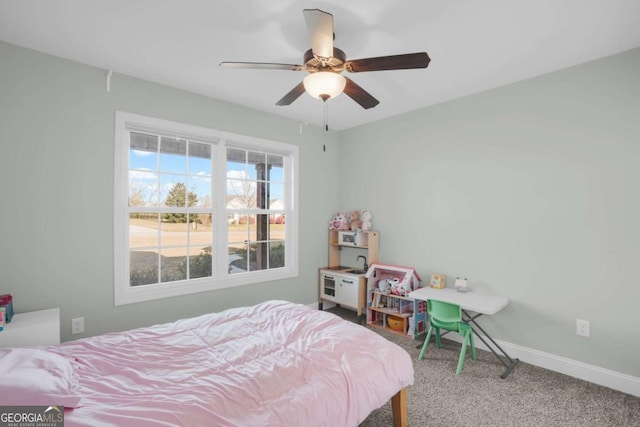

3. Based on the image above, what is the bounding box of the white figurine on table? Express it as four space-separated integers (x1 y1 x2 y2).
454 277 468 293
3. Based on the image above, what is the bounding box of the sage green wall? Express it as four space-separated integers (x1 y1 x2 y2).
0 41 339 342
338 48 640 377
2 38 639 379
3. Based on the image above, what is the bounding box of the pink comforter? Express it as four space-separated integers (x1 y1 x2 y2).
53 300 413 426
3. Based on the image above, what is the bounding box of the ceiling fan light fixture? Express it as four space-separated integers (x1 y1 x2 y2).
303 72 346 101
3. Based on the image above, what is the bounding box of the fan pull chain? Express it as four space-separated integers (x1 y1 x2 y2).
324 101 329 132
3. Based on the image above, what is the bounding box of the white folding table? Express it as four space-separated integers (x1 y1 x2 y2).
409 286 518 378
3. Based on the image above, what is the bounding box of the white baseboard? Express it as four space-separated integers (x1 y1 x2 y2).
443 333 640 397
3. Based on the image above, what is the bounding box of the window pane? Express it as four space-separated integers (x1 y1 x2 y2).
227 148 246 178
130 250 158 286
269 241 285 269
189 245 212 279
270 215 286 239
160 215 188 246
160 247 187 283
249 214 270 242
247 151 266 180
227 179 255 208
228 246 248 275
160 137 187 174
129 171 158 207
191 214 212 247
249 242 268 272
255 180 268 209
130 132 158 170
247 214 257 242
269 183 284 208
129 213 158 248
160 177 187 207
268 154 284 182
190 176 211 208
228 220 248 245
189 142 211 176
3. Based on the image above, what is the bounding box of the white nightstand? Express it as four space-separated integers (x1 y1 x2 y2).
0 308 60 348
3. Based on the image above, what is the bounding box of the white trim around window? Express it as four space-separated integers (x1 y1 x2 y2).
114 111 299 306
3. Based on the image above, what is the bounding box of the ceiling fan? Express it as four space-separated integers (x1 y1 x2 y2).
220 9 431 110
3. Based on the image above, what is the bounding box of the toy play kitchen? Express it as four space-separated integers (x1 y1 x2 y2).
318 211 379 316
319 265 371 316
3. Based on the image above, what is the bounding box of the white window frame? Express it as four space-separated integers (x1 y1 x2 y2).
114 111 299 306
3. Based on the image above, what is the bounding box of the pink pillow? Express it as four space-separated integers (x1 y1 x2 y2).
0 348 82 407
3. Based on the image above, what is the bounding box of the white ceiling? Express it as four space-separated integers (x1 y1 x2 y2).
1 0 639 130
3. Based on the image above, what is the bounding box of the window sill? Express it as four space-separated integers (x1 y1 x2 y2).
114 268 298 306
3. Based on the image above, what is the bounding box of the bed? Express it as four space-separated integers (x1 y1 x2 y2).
1 300 413 426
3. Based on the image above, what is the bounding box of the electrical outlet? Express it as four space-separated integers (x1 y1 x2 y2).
576 319 590 337
72 317 84 334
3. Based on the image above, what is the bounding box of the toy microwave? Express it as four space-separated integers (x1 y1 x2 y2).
338 231 369 247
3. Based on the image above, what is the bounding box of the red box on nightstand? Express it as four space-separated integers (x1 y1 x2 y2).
0 294 14 323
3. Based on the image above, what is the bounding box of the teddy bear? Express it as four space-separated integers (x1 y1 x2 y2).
349 210 361 231
328 212 349 230
360 210 372 231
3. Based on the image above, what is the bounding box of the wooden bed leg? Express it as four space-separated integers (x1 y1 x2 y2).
391 387 408 427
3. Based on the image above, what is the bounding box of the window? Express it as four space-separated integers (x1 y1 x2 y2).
114 112 298 305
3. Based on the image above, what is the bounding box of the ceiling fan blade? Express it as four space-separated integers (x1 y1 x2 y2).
276 82 306 106
345 52 430 73
220 62 303 71
343 77 379 109
303 9 334 58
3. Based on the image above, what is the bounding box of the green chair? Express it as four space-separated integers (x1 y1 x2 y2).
418 299 477 374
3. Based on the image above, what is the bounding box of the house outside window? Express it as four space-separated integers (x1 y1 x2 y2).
114 112 298 305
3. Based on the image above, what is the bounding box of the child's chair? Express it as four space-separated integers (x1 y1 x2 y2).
418 299 476 374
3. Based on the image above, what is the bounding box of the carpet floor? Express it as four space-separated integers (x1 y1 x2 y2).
324 307 640 427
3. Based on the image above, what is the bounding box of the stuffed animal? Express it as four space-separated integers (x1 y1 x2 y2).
360 210 372 231
340 214 350 230
349 210 361 231
397 280 411 296
378 279 391 294
328 212 349 231
389 278 401 295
